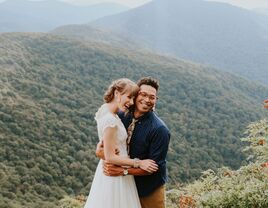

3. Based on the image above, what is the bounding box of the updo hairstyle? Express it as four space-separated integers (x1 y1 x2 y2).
104 78 139 103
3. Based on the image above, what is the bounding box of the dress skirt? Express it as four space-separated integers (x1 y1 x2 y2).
84 160 141 208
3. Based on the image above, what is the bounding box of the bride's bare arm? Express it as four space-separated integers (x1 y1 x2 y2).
103 126 158 172
103 126 136 166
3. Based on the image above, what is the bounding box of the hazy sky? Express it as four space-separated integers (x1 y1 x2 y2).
59 0 151 7
0 0 151 7
206 0 268 9
0 0 268 9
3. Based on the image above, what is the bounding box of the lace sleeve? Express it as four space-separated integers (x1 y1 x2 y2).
97 114 118 138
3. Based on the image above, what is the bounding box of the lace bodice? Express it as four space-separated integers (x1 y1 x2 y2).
95 104 128 156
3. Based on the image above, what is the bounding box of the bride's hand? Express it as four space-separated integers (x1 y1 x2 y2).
139 159 158 173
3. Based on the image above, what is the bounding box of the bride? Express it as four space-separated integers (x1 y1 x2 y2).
84 78 158 208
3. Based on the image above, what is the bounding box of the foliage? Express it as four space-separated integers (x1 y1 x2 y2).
0 33 268 206
241 119 268 163
167 119 268 207
58 195 86 208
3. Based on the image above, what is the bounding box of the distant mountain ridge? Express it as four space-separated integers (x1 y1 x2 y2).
90 0 268 84
51 25 145 51
0 0 129 32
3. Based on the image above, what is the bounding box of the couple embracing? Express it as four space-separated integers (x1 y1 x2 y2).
84 77 170 208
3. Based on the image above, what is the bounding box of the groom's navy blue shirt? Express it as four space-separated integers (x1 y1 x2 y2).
118 111 170 197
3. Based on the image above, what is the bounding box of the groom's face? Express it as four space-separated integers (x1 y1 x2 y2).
135 84 157 114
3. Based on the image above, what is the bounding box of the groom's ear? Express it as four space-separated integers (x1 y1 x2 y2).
152 104 156 111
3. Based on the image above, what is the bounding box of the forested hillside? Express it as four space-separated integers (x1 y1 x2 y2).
0 33 267 207
51 25 143 51
49 119 268 208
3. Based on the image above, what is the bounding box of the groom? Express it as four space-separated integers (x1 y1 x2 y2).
97 77 170 208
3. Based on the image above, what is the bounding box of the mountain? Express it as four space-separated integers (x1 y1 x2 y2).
91 0 268 84
0 0 129 32
51 25 145 51
253 7 268 16
252 8 268 32
0 32 268 207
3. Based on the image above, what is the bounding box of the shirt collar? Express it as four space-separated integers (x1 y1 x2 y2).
133 111 153 122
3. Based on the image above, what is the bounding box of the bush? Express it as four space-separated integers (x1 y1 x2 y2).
167 119 268 208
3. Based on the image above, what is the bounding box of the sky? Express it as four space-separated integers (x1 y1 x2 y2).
0 0 151 7
0 0 268 9
205 0 268 10
58 0 151 7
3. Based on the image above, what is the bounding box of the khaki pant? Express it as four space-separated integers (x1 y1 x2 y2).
139 185 165 208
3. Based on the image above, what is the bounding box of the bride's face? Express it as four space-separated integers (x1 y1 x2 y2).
116 88 135 112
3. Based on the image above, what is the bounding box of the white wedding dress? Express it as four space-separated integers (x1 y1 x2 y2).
84 104 141 208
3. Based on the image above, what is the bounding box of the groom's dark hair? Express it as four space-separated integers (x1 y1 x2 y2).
137 77 159 91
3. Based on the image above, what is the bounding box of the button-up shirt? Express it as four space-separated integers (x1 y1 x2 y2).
118 111 170 197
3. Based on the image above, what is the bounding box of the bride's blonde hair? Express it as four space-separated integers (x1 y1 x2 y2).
104 78 139 103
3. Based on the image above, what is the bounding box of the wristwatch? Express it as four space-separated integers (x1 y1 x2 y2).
123 168 128 176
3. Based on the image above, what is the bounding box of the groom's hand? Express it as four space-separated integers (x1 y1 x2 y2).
103 161 156 176
95 141 105 159
103 162 124 176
